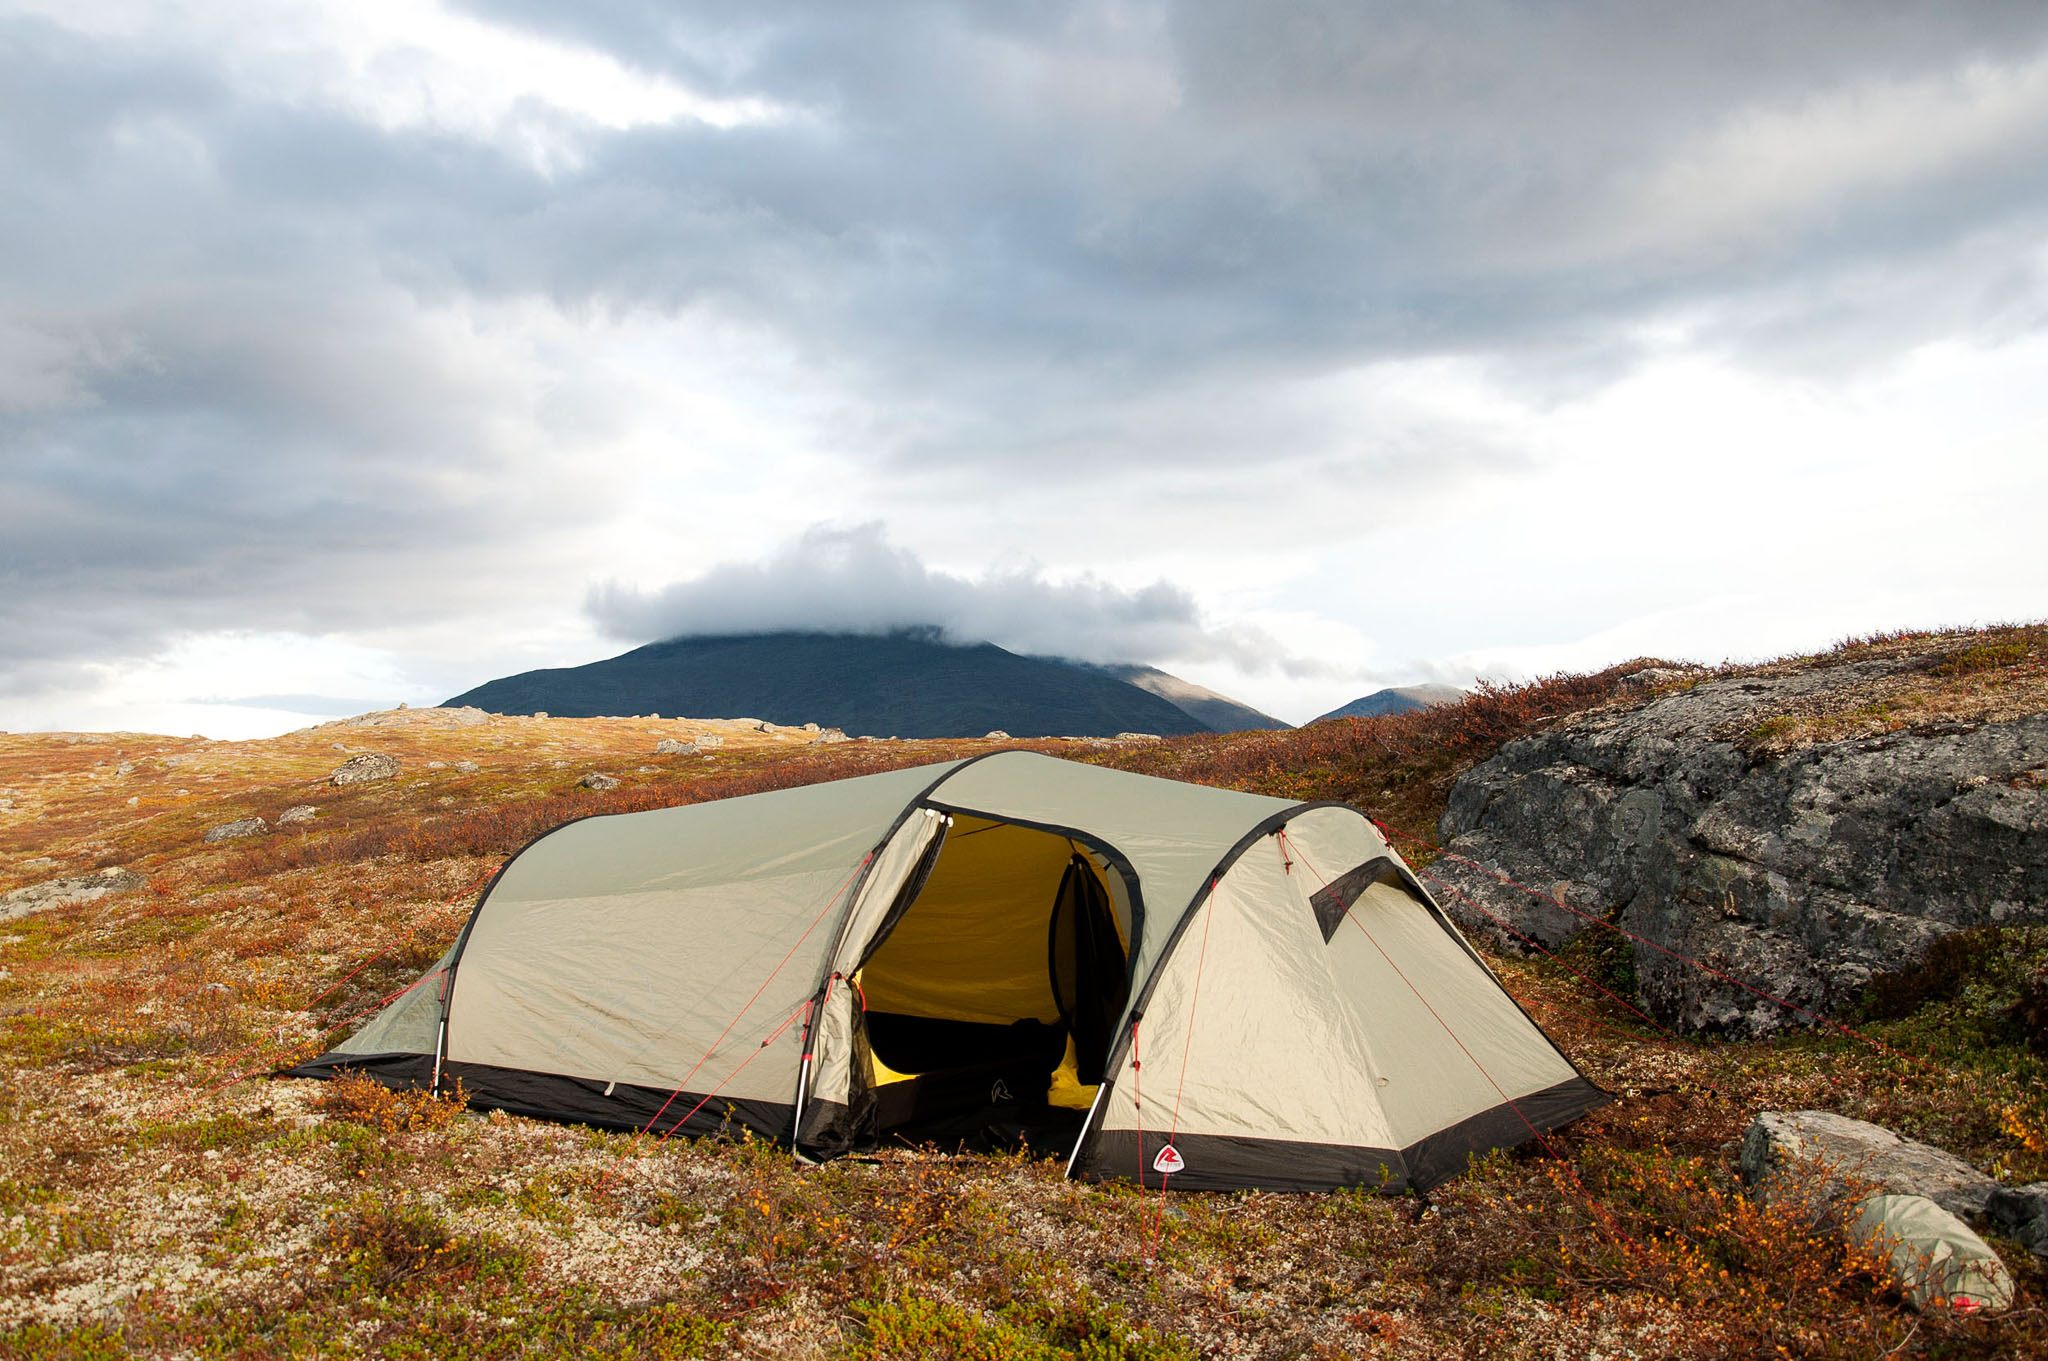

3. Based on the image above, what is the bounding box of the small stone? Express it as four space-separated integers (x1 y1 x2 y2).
984 730 1011 740
810 729 849 745
636 765 657 774
426 760 447 769
1113 732 1162 742
277 805 317 825
654 739 698 756
694 735 724 750
330 753 400 786
533 712 549 720
580 772 620 791
203 816 269 844
454 760 479 773
802 722 820 733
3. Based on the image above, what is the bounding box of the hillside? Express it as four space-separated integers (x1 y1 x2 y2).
443 632 1214 739
1313 683 1466 722
2 626 2045 1357
1071 663 1291 732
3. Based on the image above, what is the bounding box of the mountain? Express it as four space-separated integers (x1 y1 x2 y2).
1313 684 1466 722
442 632 1215 739
1072 663 1291 732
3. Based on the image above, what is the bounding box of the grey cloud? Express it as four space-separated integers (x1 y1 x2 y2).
447 2 2048 378
586 522 1349 678
6 0 2048 703
0 22 629 685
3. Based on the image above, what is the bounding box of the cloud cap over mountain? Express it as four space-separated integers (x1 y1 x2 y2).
587 523 1341 677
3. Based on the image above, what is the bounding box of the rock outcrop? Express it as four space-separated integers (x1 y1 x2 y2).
203 816 268 844
0 867 144 922
1433 658 2048 1034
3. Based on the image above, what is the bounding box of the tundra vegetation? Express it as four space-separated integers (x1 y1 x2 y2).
0 626 2043 1358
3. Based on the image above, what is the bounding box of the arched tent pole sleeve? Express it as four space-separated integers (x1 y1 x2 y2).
1061 799 1358 1178
428 811 608 1096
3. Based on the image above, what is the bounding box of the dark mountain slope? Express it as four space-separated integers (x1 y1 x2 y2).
442 632 1211 739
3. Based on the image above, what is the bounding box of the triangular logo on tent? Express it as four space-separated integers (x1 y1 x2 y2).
1152 1143 1185 1176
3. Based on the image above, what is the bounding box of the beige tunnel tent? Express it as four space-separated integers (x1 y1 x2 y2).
293 752 1606 1191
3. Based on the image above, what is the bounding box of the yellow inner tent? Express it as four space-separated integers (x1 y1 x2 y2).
856 816 1127 1110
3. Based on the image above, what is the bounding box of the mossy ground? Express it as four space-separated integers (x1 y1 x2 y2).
2 630 2044 1357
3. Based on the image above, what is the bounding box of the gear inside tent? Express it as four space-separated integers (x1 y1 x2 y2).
289 751 1606 1192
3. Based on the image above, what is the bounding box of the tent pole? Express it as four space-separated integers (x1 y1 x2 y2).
1065 1084 1109 1179
792 1050 812 1147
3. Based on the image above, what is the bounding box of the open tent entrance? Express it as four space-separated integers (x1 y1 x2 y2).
853 814 1133 1154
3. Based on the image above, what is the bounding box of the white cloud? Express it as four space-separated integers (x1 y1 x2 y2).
585 522 1350 679
12 0 792 174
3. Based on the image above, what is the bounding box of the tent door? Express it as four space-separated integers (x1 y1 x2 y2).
846 819 1125 1153
1048 853 1129 1085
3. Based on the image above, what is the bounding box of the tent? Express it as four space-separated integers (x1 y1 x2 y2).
292 752 1606 1192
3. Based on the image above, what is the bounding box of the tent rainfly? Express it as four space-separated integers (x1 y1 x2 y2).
292 752 1606 1192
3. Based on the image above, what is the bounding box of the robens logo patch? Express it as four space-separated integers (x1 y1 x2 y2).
990 1079 1015 1103
1152 1143 1185 1176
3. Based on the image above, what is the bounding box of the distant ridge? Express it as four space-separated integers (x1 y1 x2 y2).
443 631 1217 739
1313 684 1466 723
1071 663 1291 733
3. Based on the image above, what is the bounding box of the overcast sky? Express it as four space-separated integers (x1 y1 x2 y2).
4 0 2046 736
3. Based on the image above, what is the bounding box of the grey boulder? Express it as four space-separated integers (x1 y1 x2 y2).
1434 659 2048 1035
331 753 400 786
1739 1110 1998 1220
204 816 269 844
580 772 620 791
